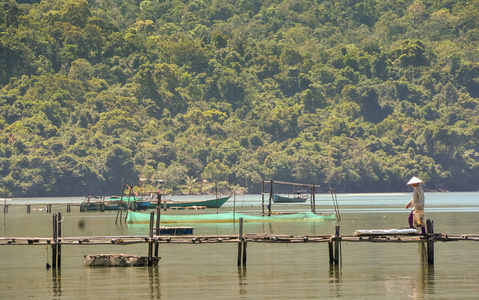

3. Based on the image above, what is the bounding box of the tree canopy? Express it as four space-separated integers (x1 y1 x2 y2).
1 0 479 196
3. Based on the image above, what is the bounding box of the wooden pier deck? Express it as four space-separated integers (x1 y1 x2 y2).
1 210 478 269
1 232 479 246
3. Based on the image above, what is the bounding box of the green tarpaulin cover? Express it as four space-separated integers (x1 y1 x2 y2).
127 211 335 224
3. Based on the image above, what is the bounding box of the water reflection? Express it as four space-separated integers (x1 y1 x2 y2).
237 266 247 297
411 264 435 298
328 264 342 298
148 266 160 299
51 269 62 298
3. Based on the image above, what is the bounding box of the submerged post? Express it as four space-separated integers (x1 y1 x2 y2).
426 219 434 265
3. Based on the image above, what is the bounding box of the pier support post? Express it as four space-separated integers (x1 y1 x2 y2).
66 204 71 213
46 204 52 213
426 219 434 265
27 205 31 213
57 213 62 268
237 218 246 266
51 213 62 269
329 225 341 265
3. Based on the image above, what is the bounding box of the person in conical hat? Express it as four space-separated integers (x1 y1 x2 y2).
405 176 425 234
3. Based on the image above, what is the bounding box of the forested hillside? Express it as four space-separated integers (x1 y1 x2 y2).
1 0 479 196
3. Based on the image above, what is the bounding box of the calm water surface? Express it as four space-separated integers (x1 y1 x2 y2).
1 192 479 299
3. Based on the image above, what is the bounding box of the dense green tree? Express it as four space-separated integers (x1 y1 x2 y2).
1 0 479 196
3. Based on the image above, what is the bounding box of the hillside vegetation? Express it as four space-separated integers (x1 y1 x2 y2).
1 0 479 196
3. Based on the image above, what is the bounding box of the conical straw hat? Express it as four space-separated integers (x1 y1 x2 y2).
407 176 423 185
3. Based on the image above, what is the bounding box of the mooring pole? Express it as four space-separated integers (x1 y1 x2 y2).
426 219 434 265
148 211 154 266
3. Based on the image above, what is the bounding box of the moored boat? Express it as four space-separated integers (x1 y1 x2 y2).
148 196 231 209
273 193 308 203
109 196 150 211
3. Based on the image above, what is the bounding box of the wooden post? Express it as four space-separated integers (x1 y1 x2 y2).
261 181 265 216
154 193 161 258
311 183 316 214
27 205 31 213
334 225 340 265
426 219 434 265
329 225 340 265
57 213 62 268
66 204 71 213
328 238 334 264
269 180 273 212
148 211 154 266
237 217 244 266
242 240 247 265
52 213 57 269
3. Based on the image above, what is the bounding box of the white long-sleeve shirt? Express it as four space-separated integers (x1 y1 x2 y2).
407 185 424 211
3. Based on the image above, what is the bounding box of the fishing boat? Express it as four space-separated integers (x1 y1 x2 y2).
79 196 107 212
108 196 151 211
149 196 231 209
273 193 309 203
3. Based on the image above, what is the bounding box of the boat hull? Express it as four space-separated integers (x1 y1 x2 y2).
273 194 308 203
149 196 231 209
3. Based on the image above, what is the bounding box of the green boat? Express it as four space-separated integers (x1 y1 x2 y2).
149 196 231 209
108 196 151 210
127 211 335 224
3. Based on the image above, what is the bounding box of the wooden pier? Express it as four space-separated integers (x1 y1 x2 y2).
1 210 478 268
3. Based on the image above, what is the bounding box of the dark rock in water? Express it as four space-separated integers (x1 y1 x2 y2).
84 254 160 267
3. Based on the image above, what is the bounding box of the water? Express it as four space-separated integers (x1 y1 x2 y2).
1 192 479 299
